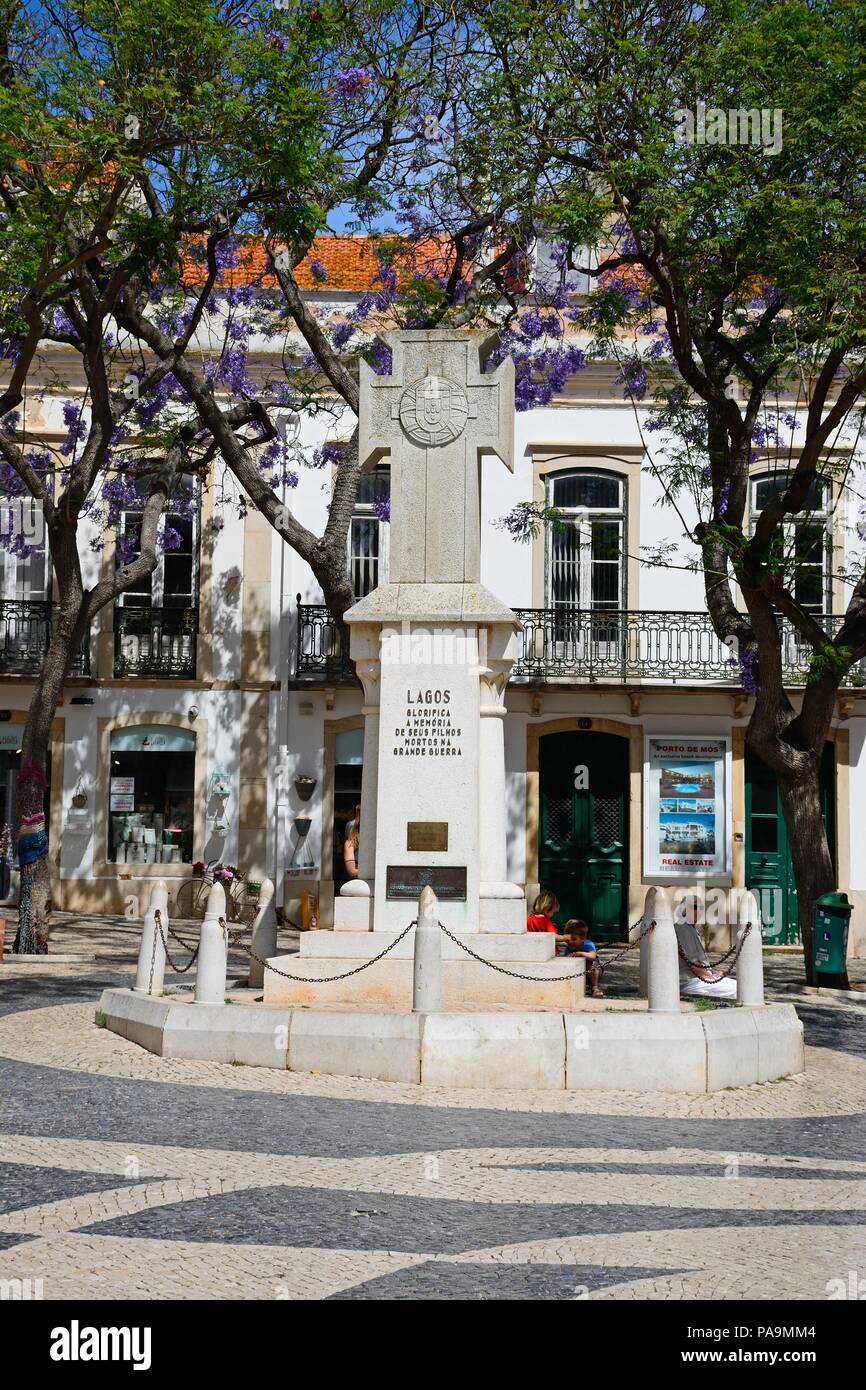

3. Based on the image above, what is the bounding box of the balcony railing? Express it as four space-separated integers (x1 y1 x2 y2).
295 601 865 688
513 609 865 685
114 606 198 679
295 596 355 682
0 599 90 676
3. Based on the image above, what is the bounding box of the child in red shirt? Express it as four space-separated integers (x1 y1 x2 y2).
527 889 561 934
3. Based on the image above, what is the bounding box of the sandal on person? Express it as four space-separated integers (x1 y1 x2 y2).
591 988 604 997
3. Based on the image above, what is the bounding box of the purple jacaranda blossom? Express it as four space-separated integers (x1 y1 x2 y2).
60 402 87 457
267 29 289 53
331 322 355 350
334 67 371 97
115 533 139 566
313 441 347 470
0 337 24 363
369 339 392 376
373 495 390 523
309 258 329 283
52 308 78 339
715 481 731 518
615 356 649 401
739 647 759 694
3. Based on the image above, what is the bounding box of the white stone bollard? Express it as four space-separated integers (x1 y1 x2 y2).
133 881 169 995
248 878 278 989
194 880 227 1005
646 886 680 1013
413 885 442 1012
736 889 764 1006
639 908 651 997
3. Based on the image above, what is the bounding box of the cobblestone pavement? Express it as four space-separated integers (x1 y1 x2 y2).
0 918 865 1300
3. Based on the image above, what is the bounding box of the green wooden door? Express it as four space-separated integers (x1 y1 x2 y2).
539 731 628 941
745 743 835 944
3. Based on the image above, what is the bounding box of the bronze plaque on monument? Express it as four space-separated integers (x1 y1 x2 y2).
406 821 449 852
386 866 467 901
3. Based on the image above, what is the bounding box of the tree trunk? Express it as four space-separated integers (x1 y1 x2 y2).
777 760 841 988
12 608 83 954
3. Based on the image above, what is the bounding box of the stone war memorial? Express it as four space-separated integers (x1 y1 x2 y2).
99 331 805 1092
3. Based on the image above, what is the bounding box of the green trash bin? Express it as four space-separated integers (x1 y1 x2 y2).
813 891 852 975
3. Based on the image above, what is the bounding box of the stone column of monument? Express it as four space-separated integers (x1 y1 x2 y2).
336 329 526 935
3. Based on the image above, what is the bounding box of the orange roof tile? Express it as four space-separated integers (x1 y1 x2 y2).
180 234 457 292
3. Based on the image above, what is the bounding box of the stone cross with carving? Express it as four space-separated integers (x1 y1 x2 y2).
359 331 514 584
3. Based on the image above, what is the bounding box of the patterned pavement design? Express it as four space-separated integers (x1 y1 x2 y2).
0 936 865 1301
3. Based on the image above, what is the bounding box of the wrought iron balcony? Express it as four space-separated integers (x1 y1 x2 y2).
0 599 90 676
513 608 863 685
295 596 355 682
294 601 865 688
114 606 198 679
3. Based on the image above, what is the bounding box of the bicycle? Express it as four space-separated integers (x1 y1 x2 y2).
174 859 260 927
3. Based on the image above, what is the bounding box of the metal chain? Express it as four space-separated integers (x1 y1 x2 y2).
154 909 200 976
436 915 654 983
226 919 417 982
678 921 752 980
595 918 656 976
436 921 582 980
147 906 158 995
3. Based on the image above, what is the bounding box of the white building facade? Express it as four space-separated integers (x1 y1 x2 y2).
3 240 864 956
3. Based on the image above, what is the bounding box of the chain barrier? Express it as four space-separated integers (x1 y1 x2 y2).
147 910 747 992
678 921 752 981
436 916 654 983
152 908 200 979
226 919 417 982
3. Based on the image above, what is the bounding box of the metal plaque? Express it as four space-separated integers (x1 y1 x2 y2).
386 865 467 901
406 821 449 852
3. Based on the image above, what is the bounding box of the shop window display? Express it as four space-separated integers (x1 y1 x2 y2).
108 726 196 865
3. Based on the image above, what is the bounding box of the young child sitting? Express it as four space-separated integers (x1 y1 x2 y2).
563 919 603 997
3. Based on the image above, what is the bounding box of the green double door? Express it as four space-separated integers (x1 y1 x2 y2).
745 743 835 945
539 731 628 941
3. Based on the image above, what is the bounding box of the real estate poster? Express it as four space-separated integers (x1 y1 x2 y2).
644 738 729 877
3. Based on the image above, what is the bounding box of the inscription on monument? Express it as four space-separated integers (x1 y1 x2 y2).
392 687 463 758
407 821 449 852
386 865 467 901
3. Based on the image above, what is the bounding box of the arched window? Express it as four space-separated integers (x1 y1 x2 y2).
349 465 390 598
546 469 625 612
750 472 831 615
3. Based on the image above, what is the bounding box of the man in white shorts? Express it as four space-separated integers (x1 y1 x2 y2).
674 894 737 1000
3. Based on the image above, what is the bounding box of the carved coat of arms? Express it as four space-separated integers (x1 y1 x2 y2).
398 373 469 447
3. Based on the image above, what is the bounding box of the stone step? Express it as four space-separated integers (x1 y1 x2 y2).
263 954 584 1011
297 929 557 962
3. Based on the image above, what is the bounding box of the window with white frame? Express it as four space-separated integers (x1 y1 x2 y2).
115 477 199 610
348 466 390 598
546 469 625 612
0 498 48 601
750 471 831 615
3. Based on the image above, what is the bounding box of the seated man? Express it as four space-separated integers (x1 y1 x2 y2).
674 895 737 999
562 919 603 997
